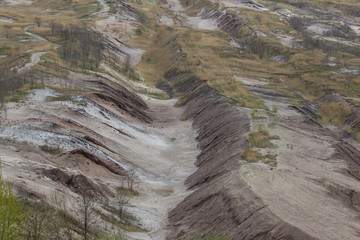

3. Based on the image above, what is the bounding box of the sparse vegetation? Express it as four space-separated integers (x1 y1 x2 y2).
180 116 188 121
319 101 352 126
242 149 263 162
251 109 266 119
118 187 139 198
39 145 63 154
271 105 278 113
247 126 280 148
242 149 277 166
96 209 148 232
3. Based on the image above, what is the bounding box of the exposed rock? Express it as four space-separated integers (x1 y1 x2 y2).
42 168 109 197
271 55 288 63
85 79 152 123
65 149 126 175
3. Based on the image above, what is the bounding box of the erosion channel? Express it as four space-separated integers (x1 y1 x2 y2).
1 0 360 239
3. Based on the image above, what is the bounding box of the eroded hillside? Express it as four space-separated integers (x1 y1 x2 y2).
0 0 360 239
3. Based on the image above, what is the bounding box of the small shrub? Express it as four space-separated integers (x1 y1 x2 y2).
250 109 266 119
180 116 188 121
117 187 139 198
242 149 263 162
135 28 142 36
264 153 277 161
250 109 258 117
271 104 278 113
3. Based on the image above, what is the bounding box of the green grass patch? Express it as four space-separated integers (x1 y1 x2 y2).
46 94 72 102
101 204 136 222
39 145 62 154
118 187 139 198
95 209 148 232
250 109 267 119
106 1 118 14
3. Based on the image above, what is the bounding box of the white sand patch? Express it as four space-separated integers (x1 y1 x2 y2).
326 56 337 67
219 0 268 10
159 15 174 25
4 0 35 5
315 35 360 47
184 16 219 30
234 75 269 86
51 95 168 148
274 31 301 48
339 67 360 74
27 88 61 102
306 23 333 35
229 38 244 49
263 99 291 109
0 17 15 23
349 25 360 36
17 52 45 74
271 55 288 63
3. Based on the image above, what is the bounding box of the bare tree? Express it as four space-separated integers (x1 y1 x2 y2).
53 21 103 69
126 168 136 191
346 75 354 88
35 17 42 28
50 191 74 240
255 14 262 23
3 25 11 38
246 37 265 59
77 194 98 240
116 191 129 220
